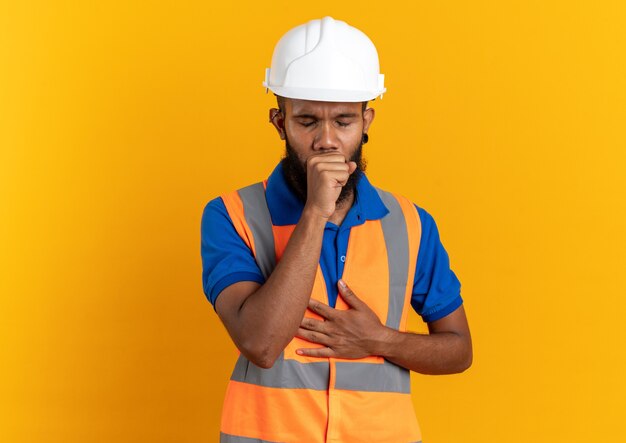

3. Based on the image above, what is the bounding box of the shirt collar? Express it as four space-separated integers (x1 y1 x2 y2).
265 161 389 227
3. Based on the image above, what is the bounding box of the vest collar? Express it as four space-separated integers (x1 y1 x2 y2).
265 161 389 227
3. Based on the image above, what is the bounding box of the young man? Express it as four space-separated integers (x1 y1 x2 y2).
201 16 472 443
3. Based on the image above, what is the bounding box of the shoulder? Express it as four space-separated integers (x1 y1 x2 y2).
200 196 237 247
201 195 229 225
372 186 436 228
372 188 445 255
202 194 226 212
413 204 437 231
372 186 418 215
201 180 265 222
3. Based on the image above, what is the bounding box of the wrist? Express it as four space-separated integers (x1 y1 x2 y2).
370 325 399 357
302 204 331 224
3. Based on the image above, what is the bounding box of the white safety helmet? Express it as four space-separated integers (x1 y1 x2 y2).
263 16 386 102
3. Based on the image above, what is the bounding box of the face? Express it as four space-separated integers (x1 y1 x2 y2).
270 98 375 205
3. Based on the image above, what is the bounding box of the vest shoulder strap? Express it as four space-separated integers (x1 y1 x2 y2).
221 181 276 280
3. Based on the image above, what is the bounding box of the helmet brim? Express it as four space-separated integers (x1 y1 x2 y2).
266 85 385 102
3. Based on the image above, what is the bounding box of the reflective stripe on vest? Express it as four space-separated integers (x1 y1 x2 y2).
237 183 276 280
219 180 423 442
220 432 423 443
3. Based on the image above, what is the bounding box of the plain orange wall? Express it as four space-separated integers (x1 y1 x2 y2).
1 1 625 442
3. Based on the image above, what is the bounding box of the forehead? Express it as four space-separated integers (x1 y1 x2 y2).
286 98 361 116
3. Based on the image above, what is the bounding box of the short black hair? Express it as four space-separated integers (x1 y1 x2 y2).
275 94 368 115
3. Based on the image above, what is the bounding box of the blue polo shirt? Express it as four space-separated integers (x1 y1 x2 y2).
201 162 463 323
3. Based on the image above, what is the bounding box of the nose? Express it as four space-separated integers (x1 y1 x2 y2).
312 120 340 151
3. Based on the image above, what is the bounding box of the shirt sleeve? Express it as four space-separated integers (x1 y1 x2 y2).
200 196 265 311
411 205 463 322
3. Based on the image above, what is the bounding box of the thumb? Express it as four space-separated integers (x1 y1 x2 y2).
338 279 361 308
347 161 357 175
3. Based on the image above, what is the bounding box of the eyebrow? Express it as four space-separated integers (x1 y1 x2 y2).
292 112 360 119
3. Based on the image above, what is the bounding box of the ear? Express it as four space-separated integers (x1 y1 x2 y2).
362 107 375 135
269 108 286 140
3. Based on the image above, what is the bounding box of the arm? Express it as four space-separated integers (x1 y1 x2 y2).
382 204 471 374
215 208 326 368
296 280 472 375
373 305 472 374
294 203 471 373
214 153 357 369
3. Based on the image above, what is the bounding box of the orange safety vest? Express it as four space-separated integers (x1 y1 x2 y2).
219 180 423 443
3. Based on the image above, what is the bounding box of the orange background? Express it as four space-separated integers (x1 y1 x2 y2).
1 1 625 442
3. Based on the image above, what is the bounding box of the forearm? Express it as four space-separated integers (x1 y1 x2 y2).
372 327 472 375
237 207 327 366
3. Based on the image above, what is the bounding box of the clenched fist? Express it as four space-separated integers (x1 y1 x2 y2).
304 152 357 219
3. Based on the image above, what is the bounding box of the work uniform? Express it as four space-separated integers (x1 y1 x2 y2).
200 161 463 442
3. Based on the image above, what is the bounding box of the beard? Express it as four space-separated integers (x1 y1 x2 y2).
280 134 367 207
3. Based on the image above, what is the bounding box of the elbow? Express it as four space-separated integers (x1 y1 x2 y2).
252 352 277 369
439 335 472 374
458 351 473 373
455 342 473 373
239 339 281 369
442 354 472 375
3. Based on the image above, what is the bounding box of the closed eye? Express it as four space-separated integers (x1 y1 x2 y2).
298 120 352 128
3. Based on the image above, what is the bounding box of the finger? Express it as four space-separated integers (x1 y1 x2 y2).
317 169 349 183
321 171 350 188
316 168 351 182
300 316 326 333
296 347 336 358
310 151 346 159
347 161 357 174
307 153 347 168
311 162 350 172
296 327 331 346
308 299 336 320
337 279 363 309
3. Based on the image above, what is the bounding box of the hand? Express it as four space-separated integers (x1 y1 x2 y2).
295 279 387 358
304 153 357 219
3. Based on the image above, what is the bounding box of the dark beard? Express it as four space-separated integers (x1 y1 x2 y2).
280 135 367 207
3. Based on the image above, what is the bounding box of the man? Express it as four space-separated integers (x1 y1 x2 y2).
201 16 472 443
